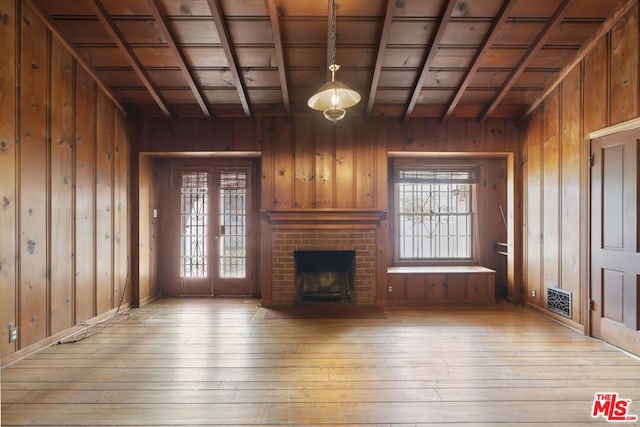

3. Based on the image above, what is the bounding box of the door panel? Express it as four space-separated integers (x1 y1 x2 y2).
178 170 211 295
213 169 252 296
159 159 256 297
591 129 640 355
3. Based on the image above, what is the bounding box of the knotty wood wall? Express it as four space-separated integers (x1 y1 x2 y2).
0 0 130 364
135 116 519 304
520 5 638 329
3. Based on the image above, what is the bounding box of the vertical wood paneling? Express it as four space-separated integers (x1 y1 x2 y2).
375 120 388 210
610 5 638 125
526 109 542 306
542 91 561 292
335 122 355 208
49 37 74 334
137 155 151 303
113 111 129 307
273 118 293 209
95 91 114 314
2 6 131 363
74 67 96 323
584 37 609 134
467 119 486 148
487 120 507 152
447 117 466 151
294 116 315 208
0 0 18 355
355 119 375 208
476 161 488 265
520 5 639 328
381 118 408 152
175 119 198 152
213 119 233 151
234 119 258 152
426 118 447 151
260 118 274 209
561 66 583 323
485 158 508 296
19 4 48 347
314 119 334 208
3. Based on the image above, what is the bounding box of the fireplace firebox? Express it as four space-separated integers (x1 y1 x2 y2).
294 250 355 302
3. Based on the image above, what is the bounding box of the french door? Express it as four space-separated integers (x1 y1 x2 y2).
590 128 640 355
169 163 255 296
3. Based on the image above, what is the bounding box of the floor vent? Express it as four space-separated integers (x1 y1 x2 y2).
546 287 572 318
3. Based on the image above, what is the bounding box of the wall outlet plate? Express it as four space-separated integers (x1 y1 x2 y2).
9 327 18 343
531 289 537 298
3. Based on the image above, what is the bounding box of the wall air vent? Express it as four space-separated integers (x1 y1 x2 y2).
546 287 572 318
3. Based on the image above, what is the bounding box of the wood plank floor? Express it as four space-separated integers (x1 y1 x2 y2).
2 298 640 426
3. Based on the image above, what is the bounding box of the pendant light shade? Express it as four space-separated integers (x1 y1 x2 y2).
307 2 361 122
307 66 361 122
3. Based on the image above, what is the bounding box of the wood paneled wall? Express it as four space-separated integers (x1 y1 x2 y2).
135 116 519 304
0 0 130 364
137 116 517 209
520 5 639 329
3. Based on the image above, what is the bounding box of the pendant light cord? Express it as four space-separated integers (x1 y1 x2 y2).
331 0 337 66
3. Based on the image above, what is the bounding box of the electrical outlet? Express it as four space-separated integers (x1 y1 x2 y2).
9 326 18 343
531 289 537 298
388 285 393 293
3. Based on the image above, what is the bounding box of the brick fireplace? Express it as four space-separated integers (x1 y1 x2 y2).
260 210 386 306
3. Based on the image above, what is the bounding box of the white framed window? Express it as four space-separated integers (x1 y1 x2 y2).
394 164 479 262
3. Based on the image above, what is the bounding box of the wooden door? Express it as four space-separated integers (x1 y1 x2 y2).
165 161 255 297
590 129 640 355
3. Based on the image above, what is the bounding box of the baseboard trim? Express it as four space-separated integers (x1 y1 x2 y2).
1 303 131 368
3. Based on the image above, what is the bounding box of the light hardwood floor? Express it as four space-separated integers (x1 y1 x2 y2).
2 298 640 426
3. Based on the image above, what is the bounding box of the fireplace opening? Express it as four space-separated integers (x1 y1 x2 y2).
294 250 355 303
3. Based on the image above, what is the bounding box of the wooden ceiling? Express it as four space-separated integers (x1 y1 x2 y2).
28 0 630 120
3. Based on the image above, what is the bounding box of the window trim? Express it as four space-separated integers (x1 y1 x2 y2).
390 159 481 266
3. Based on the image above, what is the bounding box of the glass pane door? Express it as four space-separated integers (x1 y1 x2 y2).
219 171 247 278
173 165 254 297
180 172 208 278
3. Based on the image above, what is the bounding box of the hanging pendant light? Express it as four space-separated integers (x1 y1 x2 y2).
307 0 361 122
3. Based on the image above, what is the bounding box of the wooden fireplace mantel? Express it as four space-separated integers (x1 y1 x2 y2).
262 209 387 226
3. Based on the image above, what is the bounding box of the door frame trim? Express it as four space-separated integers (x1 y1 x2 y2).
585 116 640 337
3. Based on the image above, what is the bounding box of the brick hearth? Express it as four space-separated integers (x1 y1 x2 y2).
261 210 386 306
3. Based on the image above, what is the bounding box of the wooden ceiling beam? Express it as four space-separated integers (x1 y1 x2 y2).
442 0 516 122
479 0 573 122
146 0 211 117
89 0 171 117
403 0 457 123
206 0 252 117
367 0 396 115
22 0 126 115
520 0 638 122
267 0 290 114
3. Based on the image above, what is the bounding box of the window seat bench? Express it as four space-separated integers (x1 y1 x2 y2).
386 265 496 304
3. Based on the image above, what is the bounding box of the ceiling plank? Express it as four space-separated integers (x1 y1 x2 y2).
403 0 457 122
206 0 252 117
88 0 172 117
22 0 126 115
267 0 290 114
520 0 638 122
442 0 516 122
146 0 211 117
479 0 573 122
367 0 396 115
